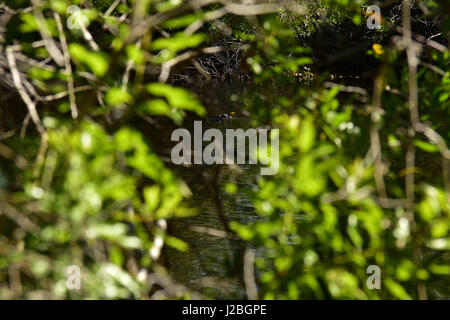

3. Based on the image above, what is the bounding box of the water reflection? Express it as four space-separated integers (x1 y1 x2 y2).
136 111 259 298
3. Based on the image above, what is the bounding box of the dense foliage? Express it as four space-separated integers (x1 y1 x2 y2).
0 0 449 299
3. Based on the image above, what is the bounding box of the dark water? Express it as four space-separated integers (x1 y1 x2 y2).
139 112 259 299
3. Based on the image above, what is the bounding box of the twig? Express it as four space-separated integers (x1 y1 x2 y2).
6 45 48 178
41 85 93 102
0 142 28 170
402 0 427 300
395 26 448 53
0 199 39 233
0 130 15 141
149 219 167 261
14 52 57 72
370 71 387 198
6 46 44 135
191 58 211 81
31 0 64 66
419 61 447 77
104 0 122 17
414 123 450 159
147 269 204 299
159 46 222 82
54 12 78 119
20 113 31 139
122 40 142 90
184 7 228 36
80 22 100 51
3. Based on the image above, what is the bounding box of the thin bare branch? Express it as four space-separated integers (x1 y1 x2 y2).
31 0 64 66
6 46 45 135
54 12 78 119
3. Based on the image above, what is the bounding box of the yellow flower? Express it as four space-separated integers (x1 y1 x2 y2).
372 43 384 55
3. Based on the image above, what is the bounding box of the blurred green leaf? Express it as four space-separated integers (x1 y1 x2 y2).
69 43 109 77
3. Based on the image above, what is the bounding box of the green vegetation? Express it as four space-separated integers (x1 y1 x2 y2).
0 0 449 299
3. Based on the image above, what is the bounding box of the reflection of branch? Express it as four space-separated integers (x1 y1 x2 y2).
190 225 238 239
244 249 258 300
213 165 232 233
147 268 204 299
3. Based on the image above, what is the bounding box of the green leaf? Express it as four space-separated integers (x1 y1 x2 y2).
144 185 160 213
165 236 188 252
275 256 293 273
160 13 201 29
429 264 450 275
146 83 206 116
105 87 133 106
427 238 450 250
384 278 411 300
120 236 143 249
299 117 315 152
414 139 439 153
126 44 144 65
50 0 68 14
396 259 415 281
69 43 109 77
28 67 55 80
151 32 206 53
230 222 254 240
431 220 448 238
155 0 183 12
139 99 171 115
109 246 124 266
20 13 58 34
438 92 449 102
295 57 312 65
101 175 135 201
